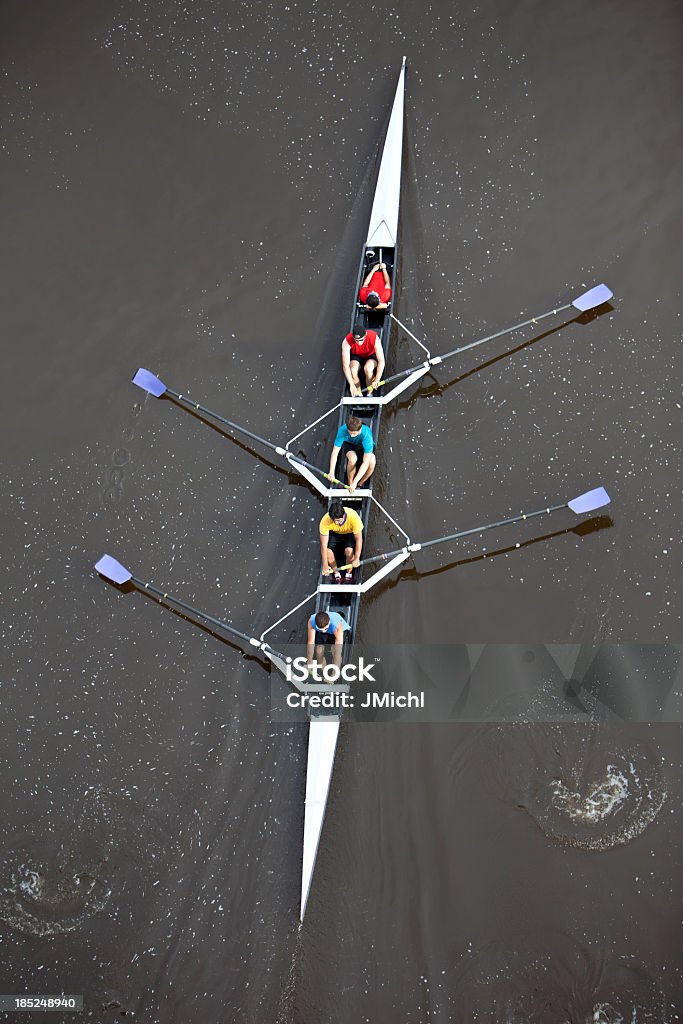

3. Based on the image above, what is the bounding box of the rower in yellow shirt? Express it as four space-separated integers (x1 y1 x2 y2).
319 499 363 583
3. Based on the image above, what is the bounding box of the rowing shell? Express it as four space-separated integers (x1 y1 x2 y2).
300 58 407 922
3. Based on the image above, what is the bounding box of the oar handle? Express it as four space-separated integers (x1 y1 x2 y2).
322 471 350 490
359 366 414 395
334 551 394 573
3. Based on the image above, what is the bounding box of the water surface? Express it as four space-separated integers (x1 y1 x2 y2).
1 0 682 1019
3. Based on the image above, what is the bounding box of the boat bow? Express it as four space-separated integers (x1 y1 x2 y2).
365 57 406 249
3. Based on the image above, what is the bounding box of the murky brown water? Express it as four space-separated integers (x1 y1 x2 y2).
1 0 682 1019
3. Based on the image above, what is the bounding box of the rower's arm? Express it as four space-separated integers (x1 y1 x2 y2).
332 625 345 667
320 533 330 571
362 265 378 287
307 623 316 666
353 531 363 564
371 340 385 385
341 341 355 390
329 444 341 478
380 264 390 286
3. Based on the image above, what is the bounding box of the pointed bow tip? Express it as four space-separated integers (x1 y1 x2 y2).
132 367 167 397
95 554 133 585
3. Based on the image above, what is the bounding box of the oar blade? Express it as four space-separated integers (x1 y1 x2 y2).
95 554 133 585
133 367 167 397
567 487 611 514
571 283 613 312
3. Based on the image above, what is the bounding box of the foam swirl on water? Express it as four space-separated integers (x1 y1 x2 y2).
0 786 178 938
1 848 111 937
497 724 666 851
550 763 628 822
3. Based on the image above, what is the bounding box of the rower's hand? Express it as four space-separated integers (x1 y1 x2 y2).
322 565 333 576
350 384 363 397
348 481 357 494
352 557 361 568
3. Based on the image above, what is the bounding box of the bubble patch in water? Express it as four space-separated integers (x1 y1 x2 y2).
497 724 667 851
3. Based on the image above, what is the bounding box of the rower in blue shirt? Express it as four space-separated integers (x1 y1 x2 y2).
328 415 376 492
307 610 351 670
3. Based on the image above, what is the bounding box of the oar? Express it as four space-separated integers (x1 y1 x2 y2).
132 368 350 490
94 554 287 666
362 283 613 394
336 486 611 572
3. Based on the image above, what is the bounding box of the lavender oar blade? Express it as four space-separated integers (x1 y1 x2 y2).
95 554 133 584
567 487 611 514
571 284 613 312
132 368 167 397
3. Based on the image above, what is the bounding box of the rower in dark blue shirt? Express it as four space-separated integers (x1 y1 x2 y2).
328 415 376 492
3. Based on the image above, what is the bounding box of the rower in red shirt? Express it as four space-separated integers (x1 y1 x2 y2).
359 261 392 311
341 321 385 397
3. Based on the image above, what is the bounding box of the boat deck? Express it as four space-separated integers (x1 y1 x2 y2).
314 245 397 648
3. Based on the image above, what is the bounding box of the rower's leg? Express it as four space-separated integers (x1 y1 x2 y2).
325 548 338 572
354 452 376 487
315 644 327 668
349 359 362 390
346 449 358 486
363 358 377 385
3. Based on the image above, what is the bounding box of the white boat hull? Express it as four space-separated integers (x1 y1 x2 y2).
300 58 406 923
300 718 341 920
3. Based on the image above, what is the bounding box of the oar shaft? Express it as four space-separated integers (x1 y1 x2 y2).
166 387 281 454
418 502 567 550
436 303 572 364
336 502 568 571
166 387 346 488
130 575 257 647
366 301 574 394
